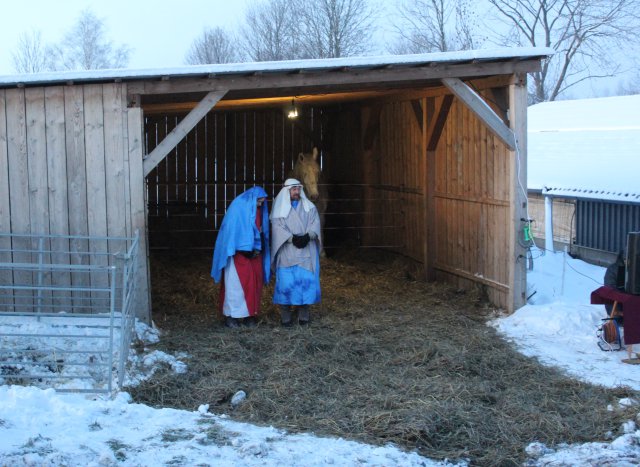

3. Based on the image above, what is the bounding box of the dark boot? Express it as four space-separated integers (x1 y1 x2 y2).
224 316 241 328
243 316 257 327
280 306 293 327
298 305 310 325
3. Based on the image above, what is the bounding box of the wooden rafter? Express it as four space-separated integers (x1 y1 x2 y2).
411 100 423 130
441 77 516 150
426 94 453 151
142 90 226 176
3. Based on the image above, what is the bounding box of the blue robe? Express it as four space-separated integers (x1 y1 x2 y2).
271 200 321 305
211 187 270 284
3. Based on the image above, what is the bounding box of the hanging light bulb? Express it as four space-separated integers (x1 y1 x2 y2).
287 98 299 119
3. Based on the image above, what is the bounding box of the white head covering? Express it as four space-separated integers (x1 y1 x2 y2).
270 178 315 219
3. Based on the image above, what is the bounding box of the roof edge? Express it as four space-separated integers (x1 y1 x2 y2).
0 47 553 88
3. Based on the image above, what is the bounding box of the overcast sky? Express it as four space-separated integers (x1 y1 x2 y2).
0 0 251 74
0 0 632 98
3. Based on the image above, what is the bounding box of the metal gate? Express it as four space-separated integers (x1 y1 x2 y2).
0 232 139 395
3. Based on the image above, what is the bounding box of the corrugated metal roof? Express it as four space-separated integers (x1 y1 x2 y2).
0 47 552 88
541 186 640 203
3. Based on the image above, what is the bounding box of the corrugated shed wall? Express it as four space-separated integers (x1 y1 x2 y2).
576 200 640 253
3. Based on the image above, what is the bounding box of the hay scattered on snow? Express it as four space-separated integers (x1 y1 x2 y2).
128 249 637 466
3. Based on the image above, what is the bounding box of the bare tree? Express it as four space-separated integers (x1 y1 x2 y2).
241 0 304 61
186 27 241 65
488 0 640 103
391 0 482 54
296 0 378 58
11 29 52 73
49 8 131 70
618 69 640 95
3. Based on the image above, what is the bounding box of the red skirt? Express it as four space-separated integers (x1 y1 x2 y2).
219 253 263 316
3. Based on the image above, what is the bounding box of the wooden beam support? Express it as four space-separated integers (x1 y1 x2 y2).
139 76 518 116
422 97 433 281
425 104 434 282
363 104 382 151
143 90 226 176
508 73 529 312
411 100 423 130
486 87 509 124
426 94 453 151
127 60 542 97
441 77 516 150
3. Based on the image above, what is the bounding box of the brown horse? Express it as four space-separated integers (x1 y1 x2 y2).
290 147 327 254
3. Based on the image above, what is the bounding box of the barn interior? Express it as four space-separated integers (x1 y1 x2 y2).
141 83 437 256
134 52 533 311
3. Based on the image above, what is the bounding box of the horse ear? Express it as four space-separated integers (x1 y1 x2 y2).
312 147 318 160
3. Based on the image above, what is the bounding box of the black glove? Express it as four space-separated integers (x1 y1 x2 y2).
292 233 310 249
238 250 258 259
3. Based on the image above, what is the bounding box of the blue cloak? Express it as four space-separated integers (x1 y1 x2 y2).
211 187 271 283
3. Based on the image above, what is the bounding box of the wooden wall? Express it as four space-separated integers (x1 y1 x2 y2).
433 96 513 308
145 108 320 250
0 84 150 322
331 89 518 310
360 101 425 259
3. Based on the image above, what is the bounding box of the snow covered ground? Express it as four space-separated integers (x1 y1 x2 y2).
1 246 640 465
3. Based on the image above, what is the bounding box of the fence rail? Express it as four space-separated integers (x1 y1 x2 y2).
0 231 139 395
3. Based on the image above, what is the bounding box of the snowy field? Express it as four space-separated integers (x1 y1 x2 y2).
1 247 640 465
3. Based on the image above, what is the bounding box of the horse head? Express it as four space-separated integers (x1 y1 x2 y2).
290 147 327 256
294 147 322 202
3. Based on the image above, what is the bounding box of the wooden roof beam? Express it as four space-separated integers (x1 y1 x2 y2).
126 59 542 97
441 77 516 150
143 90 227 176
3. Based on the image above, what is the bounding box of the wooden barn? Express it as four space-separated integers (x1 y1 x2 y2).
0 48 551 322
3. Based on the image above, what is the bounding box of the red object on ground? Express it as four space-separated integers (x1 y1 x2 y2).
591 286 640 345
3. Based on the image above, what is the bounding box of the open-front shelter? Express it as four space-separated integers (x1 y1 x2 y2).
0 47 552 321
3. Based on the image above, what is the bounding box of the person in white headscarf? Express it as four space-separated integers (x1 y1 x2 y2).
270 178 322 326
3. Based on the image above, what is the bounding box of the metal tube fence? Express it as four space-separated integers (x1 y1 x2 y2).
0 231 139 396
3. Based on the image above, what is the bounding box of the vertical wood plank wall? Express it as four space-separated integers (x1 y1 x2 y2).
433 94 512 309
354 91 514 310
145 108 318 250
0 84 151 322
0 91 11 301
361 101 425 260
4 89 31 307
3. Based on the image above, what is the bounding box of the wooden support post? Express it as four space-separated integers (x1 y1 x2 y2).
509 73 528 312
442 77 516 150
411 100 423 130
143 90 226 176
423 97 431 280
363 104 382 151
424 95 453 281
